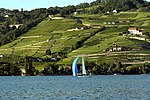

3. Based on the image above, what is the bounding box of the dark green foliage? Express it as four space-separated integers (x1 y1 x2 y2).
60 6 76 16
76 3 90 9
59 66 65 74
42 64 59 75
42 63 53 75
46 49 52 55
0 8 47 46
0 63 22 76
143 31 150 36
88 60 150 75
78 0 149 14
73 26 105 50
25 56 36 76
84 39 101 46
51 64 59 74
0 16 4 22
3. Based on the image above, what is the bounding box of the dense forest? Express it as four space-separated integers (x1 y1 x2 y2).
77 0 150 13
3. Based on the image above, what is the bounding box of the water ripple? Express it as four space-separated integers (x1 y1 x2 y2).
0 75 150 100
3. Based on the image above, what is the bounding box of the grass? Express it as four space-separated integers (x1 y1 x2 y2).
119 12 138 19
136 12 150 18
142 20 150 26
0 38 23 49
0 18 82 57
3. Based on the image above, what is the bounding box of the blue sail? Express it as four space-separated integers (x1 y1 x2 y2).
72 56 80 76
82 56 87 75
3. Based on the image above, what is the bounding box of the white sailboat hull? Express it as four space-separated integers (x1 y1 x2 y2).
77 74 92 78
77 75 91 78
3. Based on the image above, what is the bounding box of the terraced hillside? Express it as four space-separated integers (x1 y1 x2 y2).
0 18 101 60
60 12 150 64
0 12 150 69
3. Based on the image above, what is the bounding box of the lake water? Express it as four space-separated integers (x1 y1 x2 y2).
0 75 150 100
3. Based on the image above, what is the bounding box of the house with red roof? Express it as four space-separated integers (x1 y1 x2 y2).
128 28 143 35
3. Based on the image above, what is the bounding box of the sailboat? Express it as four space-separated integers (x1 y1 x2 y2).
72 56 91 77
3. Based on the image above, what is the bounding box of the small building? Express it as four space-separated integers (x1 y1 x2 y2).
76 19 82 24
73 12 78 15
103 22 107 24
48 15 64 20
67 27 80 31
109 44 122 52
9 24 23 29
0 54 4 58
108 22 111 24
4 15 9 18
21 69 26 76
112 9 118 13
106 11 110 14
112 22 116 24
128 28 143 35
81 27 84 30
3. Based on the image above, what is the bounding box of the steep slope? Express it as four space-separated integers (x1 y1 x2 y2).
0 18 99 57
0 11 150 66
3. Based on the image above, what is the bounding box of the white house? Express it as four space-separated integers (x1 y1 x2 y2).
112 22 116 24
112 9 118 13
0 54 4 58
73 12 78 15
48 15 64 20
4 15 9 18
109 44 122 52
128 28 143 35
67 27 80 31
107 11 110 14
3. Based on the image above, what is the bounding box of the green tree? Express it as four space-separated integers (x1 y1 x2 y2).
51 64 59 74
46 49 52 55
25 56 36 76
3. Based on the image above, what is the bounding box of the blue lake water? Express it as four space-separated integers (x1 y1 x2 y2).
0 75 150 100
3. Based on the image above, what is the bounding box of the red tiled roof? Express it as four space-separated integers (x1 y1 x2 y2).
128 28 137 30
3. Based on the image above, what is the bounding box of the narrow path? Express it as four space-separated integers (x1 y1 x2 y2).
128 36 150 43
122 60 150 64
74 51 150 57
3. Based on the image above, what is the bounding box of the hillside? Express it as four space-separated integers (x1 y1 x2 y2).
0 12 150 63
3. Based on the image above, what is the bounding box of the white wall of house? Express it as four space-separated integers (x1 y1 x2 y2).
113 9 117 13
117 47 122 51
128 29 143 35
109 46 122 52
0 55 4 57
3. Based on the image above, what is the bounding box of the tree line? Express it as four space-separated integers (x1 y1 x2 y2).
0 56 150 76
77 0 150 14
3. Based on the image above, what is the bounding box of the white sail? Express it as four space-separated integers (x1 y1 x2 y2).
72 56 90 77
82 56 87 75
